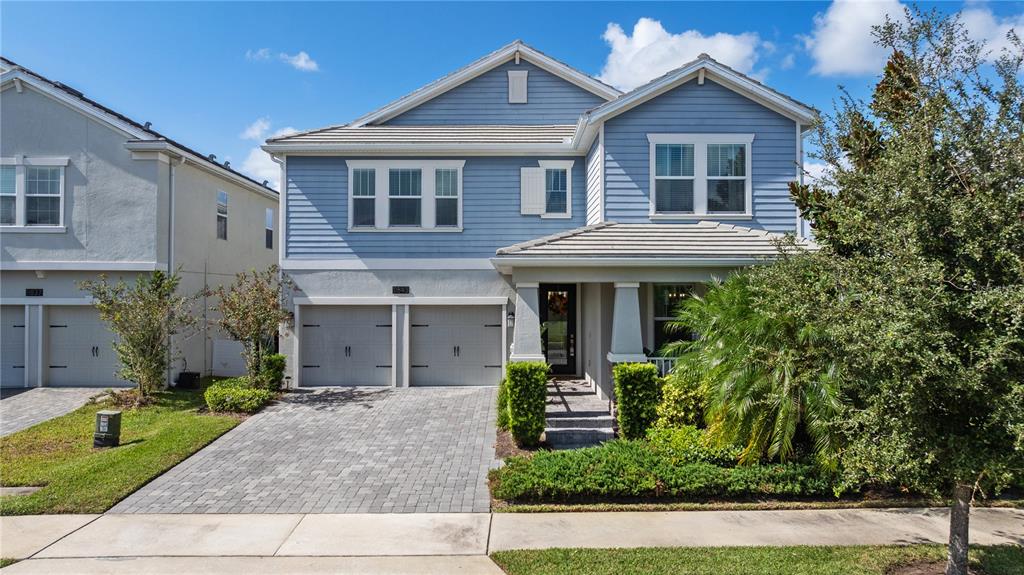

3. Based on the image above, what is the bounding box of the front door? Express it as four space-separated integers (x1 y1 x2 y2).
539 284 576 375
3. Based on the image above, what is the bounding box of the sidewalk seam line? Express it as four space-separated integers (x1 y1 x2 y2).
485 512 494 555
271 513 307 556
26 514 103 560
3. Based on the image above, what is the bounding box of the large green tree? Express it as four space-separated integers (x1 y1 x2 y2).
783 9 1024 575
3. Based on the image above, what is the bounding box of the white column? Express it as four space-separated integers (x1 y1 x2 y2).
607 282 647 364
510 283 545 362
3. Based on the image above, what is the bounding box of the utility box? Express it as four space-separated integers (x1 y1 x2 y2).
94 410 122 448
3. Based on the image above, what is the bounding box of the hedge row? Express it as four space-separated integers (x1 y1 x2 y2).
204 378 273 413
613 362 662 439
505 362 549 446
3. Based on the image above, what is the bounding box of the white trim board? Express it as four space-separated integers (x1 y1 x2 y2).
0 297 93 305
0 261 166 271
294 296 509 306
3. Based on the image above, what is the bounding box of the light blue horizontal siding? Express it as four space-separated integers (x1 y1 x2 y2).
603 78 798 232
585 137 601 225
384 60 606 126
285 156 586 259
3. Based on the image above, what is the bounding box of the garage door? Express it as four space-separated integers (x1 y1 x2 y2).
300 306 392 386
48 306 126 387
409 306 503 386
1 305 26 388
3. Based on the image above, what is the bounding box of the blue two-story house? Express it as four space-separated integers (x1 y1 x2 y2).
263 41 816 399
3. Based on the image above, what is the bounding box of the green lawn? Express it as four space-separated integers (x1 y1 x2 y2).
0 389 240 515
491 545 1024 575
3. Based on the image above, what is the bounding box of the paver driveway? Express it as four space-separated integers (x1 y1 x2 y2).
111 386 498 514
0 388 101 437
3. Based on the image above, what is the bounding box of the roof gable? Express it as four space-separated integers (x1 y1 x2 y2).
349 40 620 128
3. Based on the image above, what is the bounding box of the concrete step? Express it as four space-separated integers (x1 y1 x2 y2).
544 427 615 447
545 415 615 429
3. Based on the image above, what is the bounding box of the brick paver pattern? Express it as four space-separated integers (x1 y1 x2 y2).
0 388 101 436
111 386 498 514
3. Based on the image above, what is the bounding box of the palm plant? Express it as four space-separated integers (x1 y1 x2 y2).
660 273 844 469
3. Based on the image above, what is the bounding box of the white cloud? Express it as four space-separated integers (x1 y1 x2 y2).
270 126 298 139
803 0 907 76
280 51 319 72
779 53 796 70
240 117 270 141
961 5 1024 59
246 48 271 61
804 161 830 183
597 17 763 91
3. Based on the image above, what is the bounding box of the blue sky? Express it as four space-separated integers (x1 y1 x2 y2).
2 1 1022 188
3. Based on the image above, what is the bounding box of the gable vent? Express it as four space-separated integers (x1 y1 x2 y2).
508 70 528 104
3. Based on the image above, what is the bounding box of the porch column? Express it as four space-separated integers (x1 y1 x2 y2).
510 282 545 362
607 282 647 364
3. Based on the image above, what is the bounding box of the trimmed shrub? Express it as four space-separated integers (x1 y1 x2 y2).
204 378 273 414
646 426 741 467
656 370 705 429
613 363 662 439
260 353 287 390
489 438 833 502
506 361 549 447
496 377 510 431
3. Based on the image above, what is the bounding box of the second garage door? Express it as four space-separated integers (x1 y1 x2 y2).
48 306 126 387
300 306 392 386
409 306 503 386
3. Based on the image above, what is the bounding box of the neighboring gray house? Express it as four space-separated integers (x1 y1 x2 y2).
0 58 279 389
264 41 816 398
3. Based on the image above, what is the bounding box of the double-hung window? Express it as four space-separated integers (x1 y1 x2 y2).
351 168 376 228
265 208 275 249
346 161 464 231
0 157 67 229
216 191 228 240
545 168 568 215
648 134 753 218
434 168 459 227
388 169 422 227
520 160 574 218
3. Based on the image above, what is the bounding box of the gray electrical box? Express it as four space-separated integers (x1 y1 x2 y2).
94 410 122 448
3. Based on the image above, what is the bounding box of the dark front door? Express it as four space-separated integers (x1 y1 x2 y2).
539 284 577 375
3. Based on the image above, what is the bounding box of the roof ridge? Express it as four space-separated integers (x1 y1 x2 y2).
496 221 617 255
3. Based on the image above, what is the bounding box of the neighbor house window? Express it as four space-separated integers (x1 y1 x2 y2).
0 158 67 228
351 168 376 227
265 208 274 249
216 190 228 240
435 168 459 227
388 169 421 227
647 134 753 218
654 144 695 213
347 161 464 231
545 169 568 215
653 284 695 353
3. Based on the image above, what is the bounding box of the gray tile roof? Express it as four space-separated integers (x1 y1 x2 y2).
267 124 577 145
495 221 814 259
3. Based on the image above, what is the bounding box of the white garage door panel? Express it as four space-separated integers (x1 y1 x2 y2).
48 306 127 387
1 306 26 388
301 306 392 386
410 306 503 387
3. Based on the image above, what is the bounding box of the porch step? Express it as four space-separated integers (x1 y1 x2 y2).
546 410 613 420
544 378 615 449
545 414 615 429
544 427 615 447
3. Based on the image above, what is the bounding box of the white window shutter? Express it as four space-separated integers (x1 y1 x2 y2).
508 70 528 104
520 167 545 214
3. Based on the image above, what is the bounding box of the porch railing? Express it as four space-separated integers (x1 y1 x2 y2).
648 357 676 377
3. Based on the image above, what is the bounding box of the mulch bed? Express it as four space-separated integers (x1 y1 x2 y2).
494 429 549 459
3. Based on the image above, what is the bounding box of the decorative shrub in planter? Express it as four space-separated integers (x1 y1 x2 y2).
505 362 549 447
613 362 662 439
204 378 273 414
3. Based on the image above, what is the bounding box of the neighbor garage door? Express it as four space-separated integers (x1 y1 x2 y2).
300 306 392 386
409 306 503 386
47 306 125 387
1 305 26 388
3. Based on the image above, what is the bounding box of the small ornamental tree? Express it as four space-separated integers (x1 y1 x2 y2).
783 10 1024 575
208 266 292 387
79 271 198 401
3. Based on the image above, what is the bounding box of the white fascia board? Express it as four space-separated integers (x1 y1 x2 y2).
348 42 619 128
0 297 94 305
0 261 166 271
490 256 763 273
125 141 278 200
261 143 582 156
282 258 496 270
294 296 508 306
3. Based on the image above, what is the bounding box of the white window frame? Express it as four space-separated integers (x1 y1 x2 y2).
0 156 68 232
433 167 461 228
346 160 465 232
647 134 753 220
537 160 574 219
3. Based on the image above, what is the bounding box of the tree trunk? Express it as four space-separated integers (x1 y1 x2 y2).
945 483 972 575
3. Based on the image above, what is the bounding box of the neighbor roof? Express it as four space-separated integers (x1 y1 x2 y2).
0 56 276 195
493 221 814 265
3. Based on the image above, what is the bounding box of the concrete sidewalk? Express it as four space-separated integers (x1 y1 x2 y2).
1 507 1021 573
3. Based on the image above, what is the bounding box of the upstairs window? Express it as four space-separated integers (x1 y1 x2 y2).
434 168 459 227
647 134 753 219
216 190 228 240
520 160 574 218
545 169 568 215
265 208 274 249
654 144 695 213
388 169 422 227
351 168 376 227
0 158 67 228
